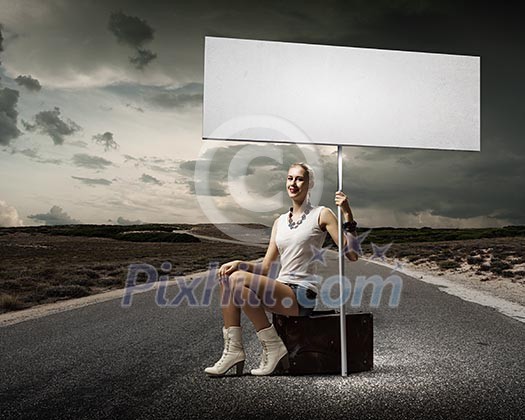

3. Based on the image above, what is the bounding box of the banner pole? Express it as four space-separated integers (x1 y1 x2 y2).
337 145 348 377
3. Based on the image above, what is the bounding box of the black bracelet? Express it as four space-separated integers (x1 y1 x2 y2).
342 220 357 232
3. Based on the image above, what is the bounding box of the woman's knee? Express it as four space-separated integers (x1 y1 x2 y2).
229 271 260 291
227 270 246 284
219 271 243 293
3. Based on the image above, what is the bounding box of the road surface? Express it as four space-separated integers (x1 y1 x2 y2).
1 250 524 419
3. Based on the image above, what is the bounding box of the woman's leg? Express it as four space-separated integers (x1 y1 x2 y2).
225 271 299 375
237 283 271 332
204 281 245 376
225 271 301 331
219 281 241 328
220 274 270 330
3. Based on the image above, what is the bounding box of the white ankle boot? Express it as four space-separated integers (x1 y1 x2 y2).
204 326 245 376
251 324 289 376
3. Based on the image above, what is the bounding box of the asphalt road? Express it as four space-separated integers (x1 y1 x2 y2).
1 251 524 420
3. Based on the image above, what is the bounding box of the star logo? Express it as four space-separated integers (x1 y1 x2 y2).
343 229 371 256
391 260 404 273
371 242 393 262
309 244 328 266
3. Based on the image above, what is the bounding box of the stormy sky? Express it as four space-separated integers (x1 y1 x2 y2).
0 0 523 228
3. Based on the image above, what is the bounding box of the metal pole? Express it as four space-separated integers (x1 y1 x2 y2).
337 145 348 377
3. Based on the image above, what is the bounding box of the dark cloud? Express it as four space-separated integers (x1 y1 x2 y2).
147 82 203 109
28 205 80 225
2 1 523 227
108 11 157 69
115 216 142 225
92 131 118 151
176 140 525 226
22 107 81 145
15 75 42 92
105 82 203 110
71 176 112 186
175 142 331 225
149 92 201 109
108 11 154 47
180 143 320 202
354 148 419 162
129 48 157 70
300 1 524 223
140 173 162 185
0 87 22 145
72 153 113 169
315 144 525 226
433 147 524 223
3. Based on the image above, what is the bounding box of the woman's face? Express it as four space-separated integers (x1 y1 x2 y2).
286 165 309 201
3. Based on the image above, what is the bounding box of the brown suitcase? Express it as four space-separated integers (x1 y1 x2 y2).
272 310 373 375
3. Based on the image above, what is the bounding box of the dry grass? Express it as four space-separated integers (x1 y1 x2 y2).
2 226 523 314
0 231 266 314
0 293 28 311
365 236 525 284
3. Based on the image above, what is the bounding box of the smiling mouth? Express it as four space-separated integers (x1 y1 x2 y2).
289 188 299 193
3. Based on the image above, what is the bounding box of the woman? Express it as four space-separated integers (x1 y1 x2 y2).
204 162 359 377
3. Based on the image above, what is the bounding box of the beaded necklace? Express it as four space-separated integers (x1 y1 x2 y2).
288 203 313 229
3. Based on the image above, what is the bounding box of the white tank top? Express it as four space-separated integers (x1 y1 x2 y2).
275 205 327 294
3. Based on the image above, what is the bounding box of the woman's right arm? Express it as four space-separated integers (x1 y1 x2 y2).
218 218 280 277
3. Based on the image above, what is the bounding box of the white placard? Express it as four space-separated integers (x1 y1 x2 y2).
203 36 480 151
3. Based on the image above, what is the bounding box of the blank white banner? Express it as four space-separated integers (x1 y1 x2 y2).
203 36 480 151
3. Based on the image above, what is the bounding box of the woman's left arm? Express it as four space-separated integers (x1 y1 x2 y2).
319 191 359 262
